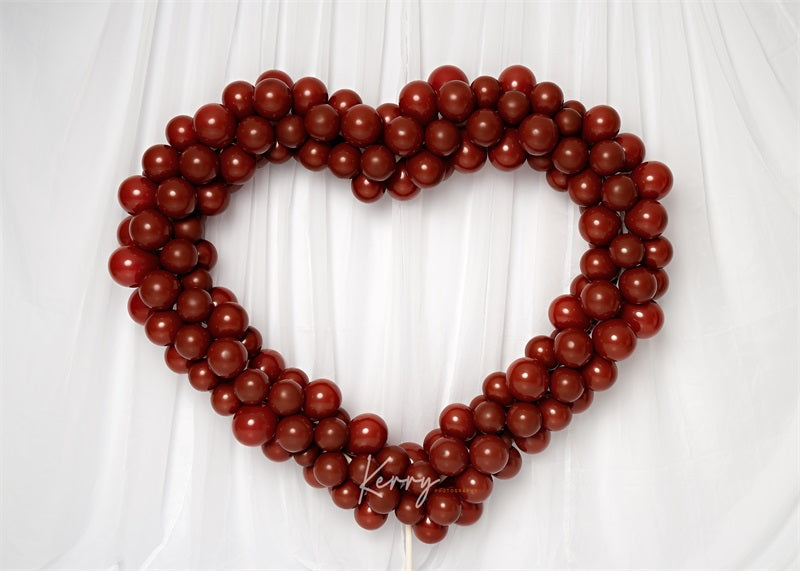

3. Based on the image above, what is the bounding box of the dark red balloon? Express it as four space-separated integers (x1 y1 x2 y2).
144 310 183 346
127 290 152 325
549 367 585 403
530 81 564 116
304 379 342 420
515 429 551 455
549 294 590 330
328 88 362 116
254 78 293 120
221 80 254 119
469 435 509 475
552 137 589 174
128 209 172 251
473 400 506 434
592 319 637 361
156 178 196 219
118 175 157 214
232 405 277 446
142 144 179 183
437 80 475 122
425 119 461 157
428 65 469 92
609 233 645 268
109 246 160 287
330 480 361 509
384 116 424 157
580 280 623 320
354 503 388 531
276 414 314 453
406 150 445 188
348 413 388 454
138 270 180 311
632 161 673 199
494 447 522 479
351 174 385 203
398 80 437 125
519 114 559 156
471 75 502 109
193 103 235 148
233 368 270 404
360 145 396 181
582 105 621 144
589 140 625 176
210 383 241 416
506 401 542 438
395 492 425 525
625 199 668 240
413 516 448 544
466 109 504 148
314 417 349 452
455 467 493 503
268 379 304 416
506 358 549 402
386 162 420 201
482 371 514 406
340 104 382 147
621 301 664 338
313 452 349 487
427 488 462 525
208 301 249 338
206 338 248 378
539 397 572 431
488 129 526 171
497 90 531 125
292 76 328 116
429 437 469 476
165 115 197 151
579 205 622 246
439 404 476 441
616 133 646 170
498 64 536 95
553 328 594 367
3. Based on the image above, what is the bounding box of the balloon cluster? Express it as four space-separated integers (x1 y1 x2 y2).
109 65 672 544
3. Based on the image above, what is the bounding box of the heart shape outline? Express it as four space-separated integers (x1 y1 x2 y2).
108 64 673 545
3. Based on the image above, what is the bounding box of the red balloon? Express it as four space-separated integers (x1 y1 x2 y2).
304 379 342 420
428 65 469 92
592 319 637 361
429 437 469 476
439 403 476 441
413 516 448 544
109 246 160 287
398 80 437 125
498 64 536 95
469 435 509 474
232 405 277 446
455 467 493 503
354 502 388 531
622 301 665 338
554 328 594 368
207 338 248 378
632 161 673 199
347 413 388 454
506 358 549 402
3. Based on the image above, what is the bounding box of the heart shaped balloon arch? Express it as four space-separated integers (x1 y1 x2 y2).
109 65 672 544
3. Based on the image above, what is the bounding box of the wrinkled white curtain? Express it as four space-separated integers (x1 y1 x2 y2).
2 1 798 569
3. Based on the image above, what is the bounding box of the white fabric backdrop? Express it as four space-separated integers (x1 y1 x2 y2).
2 1 798 569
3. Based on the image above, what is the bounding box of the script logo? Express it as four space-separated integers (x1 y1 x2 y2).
357 456 441 508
